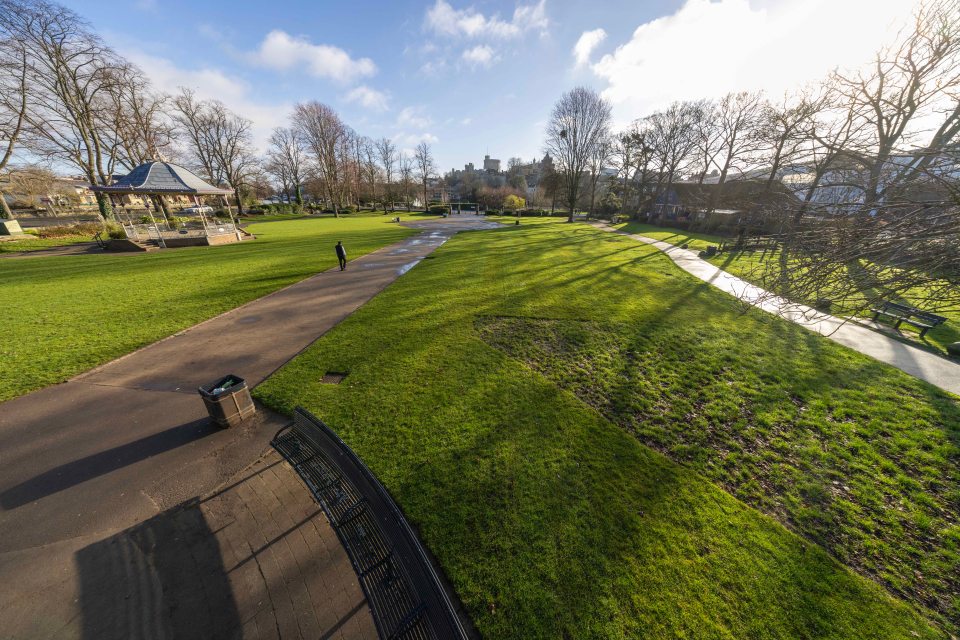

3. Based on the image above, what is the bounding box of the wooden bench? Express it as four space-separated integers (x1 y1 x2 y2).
870 301 947 338
271 407 469 640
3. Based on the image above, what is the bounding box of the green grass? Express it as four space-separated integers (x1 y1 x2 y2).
0 234 93 253
0 217 415 402
616 221 959 355
618 221 727 252
255 220 955 638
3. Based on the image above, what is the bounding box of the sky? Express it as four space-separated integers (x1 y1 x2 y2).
61 0 924 173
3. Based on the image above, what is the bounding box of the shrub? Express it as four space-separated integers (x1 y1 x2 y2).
31 222 103 238
429 204 451 214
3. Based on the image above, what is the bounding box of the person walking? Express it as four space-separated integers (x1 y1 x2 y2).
335 240 347 270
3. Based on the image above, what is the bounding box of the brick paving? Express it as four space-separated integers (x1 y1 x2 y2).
77 450 377 640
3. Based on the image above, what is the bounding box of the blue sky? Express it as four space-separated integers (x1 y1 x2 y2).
62 0 921 172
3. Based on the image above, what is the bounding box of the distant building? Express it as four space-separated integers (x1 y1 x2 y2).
483 155 501 173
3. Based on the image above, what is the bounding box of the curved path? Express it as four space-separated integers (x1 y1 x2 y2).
0 218 496 639
593 222 960 397
0 241 108 258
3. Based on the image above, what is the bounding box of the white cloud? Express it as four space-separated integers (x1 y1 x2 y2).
394 131 440 147
396 106 432 129
249 30 376 82
123 50 289 153
425 0 548 39
344 85 390 111
462 44 496 67
592 0 923 123
419 59 448 76
572 28 606 68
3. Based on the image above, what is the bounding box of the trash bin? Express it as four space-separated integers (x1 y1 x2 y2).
198 374 256 427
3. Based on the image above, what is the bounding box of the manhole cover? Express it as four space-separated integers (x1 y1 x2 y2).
321 371 348 384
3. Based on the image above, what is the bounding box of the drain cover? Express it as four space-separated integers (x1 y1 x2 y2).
321 371 348 384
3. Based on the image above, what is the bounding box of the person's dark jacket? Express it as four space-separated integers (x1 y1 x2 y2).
335 244 346 259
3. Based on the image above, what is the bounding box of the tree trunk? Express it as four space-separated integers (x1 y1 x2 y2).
0 193 14 220
95 192 114 221
233 188 245 215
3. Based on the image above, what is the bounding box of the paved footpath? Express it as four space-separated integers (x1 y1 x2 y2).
593 222 960 397
0 217 497 639
0 242 107 259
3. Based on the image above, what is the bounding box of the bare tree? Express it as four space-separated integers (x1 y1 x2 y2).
756 91 820 195
544 86 612 222
0 13 30 219
171 89 218 183
267 126 306 205
108 70 174 171
398 152 414 211
414 141 435 210
375 137 397 212
5 164 56 209
690 98 722 184
360 137 380 208
709 91 767 210
210 103 256 214
832 0 960 211
292 101 352 216
586 135 612 218
4 0 129 219
172 91 257 213
727 2 960 335
646 101 699 220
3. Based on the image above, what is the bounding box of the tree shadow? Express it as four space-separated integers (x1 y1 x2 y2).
75 498 241 640
0 418 217 510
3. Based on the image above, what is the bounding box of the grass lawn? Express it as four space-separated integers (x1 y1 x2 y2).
255 220 957 638
0 216 416 402
616 221 960 356
0 234 94 253
617 221 729 253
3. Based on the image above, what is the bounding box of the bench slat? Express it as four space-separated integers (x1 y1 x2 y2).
271 407 470 640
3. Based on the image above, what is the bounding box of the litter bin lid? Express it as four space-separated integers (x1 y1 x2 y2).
198 374 247 397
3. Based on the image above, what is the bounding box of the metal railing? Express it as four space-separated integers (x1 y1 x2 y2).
271 407 470 640
121 222 237 241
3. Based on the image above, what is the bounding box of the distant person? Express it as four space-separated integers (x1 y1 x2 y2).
335 241 347 270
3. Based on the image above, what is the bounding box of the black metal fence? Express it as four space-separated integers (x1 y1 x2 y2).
271 407 470 640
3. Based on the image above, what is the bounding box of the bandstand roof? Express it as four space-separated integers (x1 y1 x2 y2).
90 162 233 195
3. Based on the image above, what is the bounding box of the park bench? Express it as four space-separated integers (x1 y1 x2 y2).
271 407 469 640
870 301 948 338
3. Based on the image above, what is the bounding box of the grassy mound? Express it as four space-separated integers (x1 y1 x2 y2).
256 221 952 638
